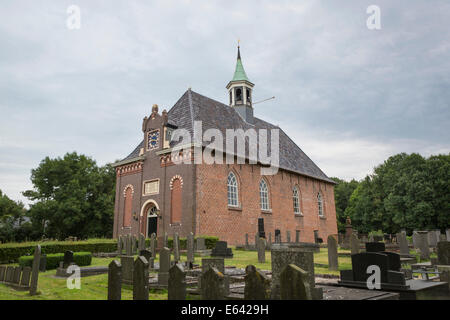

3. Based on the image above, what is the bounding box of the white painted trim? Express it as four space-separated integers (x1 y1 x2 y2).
140 199 160 217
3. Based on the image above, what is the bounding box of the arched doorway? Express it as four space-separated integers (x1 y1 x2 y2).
140 200 159 238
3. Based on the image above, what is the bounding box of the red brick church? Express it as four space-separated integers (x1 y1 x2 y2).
112 46 338 245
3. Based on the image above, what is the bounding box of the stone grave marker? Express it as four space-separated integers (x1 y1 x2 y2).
39 254 47 272
428 231 438 248
132 235 138 255
133 256 149 300
280 264 312 300
202 258 225 274
158 247 171 286
168 263 186 300
0 266 5 282
20 267 31 288
117 236 122 254
446 229 450 241
437 241 450 265
13 266 21 284
108 260 122 300
201 267 225 300
417 231 430 259
327 235 338 271
150 233 156 258
173 233 181 262
126 234 133 256
254 234 258 247
211 241 233 258
196 237 206 251
257 237 266 263
187 232 195 268
397 232 410 256
365 242 386 253
268 232 272 249
140 249 152 264
120 256 134 285
6 266 14 282
350 234 360 255
29 244 41 295
244 265 270 300
138 233 146 252
63 250 74 269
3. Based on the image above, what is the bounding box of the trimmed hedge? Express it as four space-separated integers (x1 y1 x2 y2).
0 239 116 263
18 252 92 270
166 236 219 250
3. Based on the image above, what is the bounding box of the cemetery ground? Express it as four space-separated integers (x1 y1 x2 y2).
0 247 357 300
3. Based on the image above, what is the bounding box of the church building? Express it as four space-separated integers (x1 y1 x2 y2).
112 46 338 245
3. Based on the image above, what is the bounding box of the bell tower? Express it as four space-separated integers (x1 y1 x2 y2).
226 44 255 124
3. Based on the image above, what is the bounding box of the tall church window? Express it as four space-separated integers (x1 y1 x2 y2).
227 172 239 207
260 179 270 211
123 186 133 227
293 187 300 214
170 177 182 224
317 192 324 217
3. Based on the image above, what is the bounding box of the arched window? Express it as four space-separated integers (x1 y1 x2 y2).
317 192 324 217
123 186 133 227
171 178 182 223
259 179 269 211
293 187 300 214
227 172 239 207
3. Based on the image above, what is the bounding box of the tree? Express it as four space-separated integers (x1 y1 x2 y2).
331 177 359 232
24 152 116 240
0 190 28 242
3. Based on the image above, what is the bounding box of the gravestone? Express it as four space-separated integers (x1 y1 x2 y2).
202 258 225 274
108 260 122 300
211 241 233 258
352 252 390 283
164 232 168 248
437 241 450 265
254 234 258 247
327 235 338 271
63 251 74 269
186 232 195 268
168 264 186 300
0 266 5 282
268 233 272 250
258 217 266 238
396 232 410 256
245 234 249 247
257 237 266 263
132 235 138 255
117 236 122 254
140 249 152 263
295 230 300 243
173 233 180 262
133 256 149 300
201 267 225 300
365 242 386 253
20 267 31 288
120 256 134 285
412 231 419 248
29 244 41 295
446 229 450 241
350 234 360 255
343 217 353 248
271 247 317 299
158 247 171 286
280 264 312 300
196 237 206 251
244 265 270 300
138 233 146 252
286 231 291 243
6 266 14 282
428 231 438 248
39 254 47 272
150 233 156 258
382 251 401 271
417 231 430 259
126 234 133 256
13 266 21 284
275 229 281 243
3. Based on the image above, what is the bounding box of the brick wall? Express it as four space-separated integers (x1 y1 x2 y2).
195 162 337 245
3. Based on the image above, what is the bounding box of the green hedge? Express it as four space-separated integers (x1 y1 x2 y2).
166 236 218 250
0 239 116 263
18 252 92 270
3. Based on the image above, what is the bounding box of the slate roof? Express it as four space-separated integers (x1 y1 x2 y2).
121 89 334 184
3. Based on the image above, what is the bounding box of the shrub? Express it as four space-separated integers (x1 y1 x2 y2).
0 238 116 263
18 252 92 270
167 235 219 249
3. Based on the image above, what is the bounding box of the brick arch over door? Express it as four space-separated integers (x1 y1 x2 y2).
170 177 183 224
123 185 134 227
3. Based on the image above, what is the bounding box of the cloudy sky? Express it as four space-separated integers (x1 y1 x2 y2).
1 0 449 205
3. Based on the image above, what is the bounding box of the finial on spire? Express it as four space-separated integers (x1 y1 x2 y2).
237 40 241 60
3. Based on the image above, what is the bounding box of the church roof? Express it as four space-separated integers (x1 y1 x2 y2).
121 89 334 184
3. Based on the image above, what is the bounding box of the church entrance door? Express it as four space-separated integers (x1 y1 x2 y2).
146 204 158 237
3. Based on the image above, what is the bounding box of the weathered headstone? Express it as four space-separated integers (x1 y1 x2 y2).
29 244 41 295
150 233 156 258
428 231 438 248
271 247 316 299
132 235 138 255
280 264 312 300
350 234 360 255
396 232 409 256
173 233 180 262
257 237 266 263
126 234 133 256
168 263 186 300
158 247 171 286
63 250 74 269
120 255 134 285
20 267 31 287
244 265 270 300
286 231 291 243
196 237 206 251
343 217 353 248
0 266 5 282
327 235 338 271
13 266 21 284
211 241 233 258
138 233 146 252
201 267 225 300
6 266 14 283
446 229 450 241
417 231 430 259
39 254 47 272
202 258 225 274
186 232 194 267
412 231 419 248
437 241 450 265
133 256 149 300
108 260 122 300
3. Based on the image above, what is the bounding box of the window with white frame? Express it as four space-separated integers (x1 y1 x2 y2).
259 179 270 211
293 187 300 214
317 192 324 217
227 172 239 207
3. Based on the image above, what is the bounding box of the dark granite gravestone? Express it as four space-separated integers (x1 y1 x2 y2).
258 218 266 238
29 245 41 295
244 265 270 300
201 267 225 300
211 241 233 258
352 252 390 283
280 264 312 300
133 256 149 300
168 264 186 300
381 251 401 271
139 249 152 262
365 242 386 253
63 251 74 269
108 260 122 300
437 241 450 265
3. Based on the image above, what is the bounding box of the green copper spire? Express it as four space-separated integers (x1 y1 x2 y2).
231 46 250 82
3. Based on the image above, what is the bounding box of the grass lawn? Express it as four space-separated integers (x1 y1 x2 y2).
0 247 354 300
